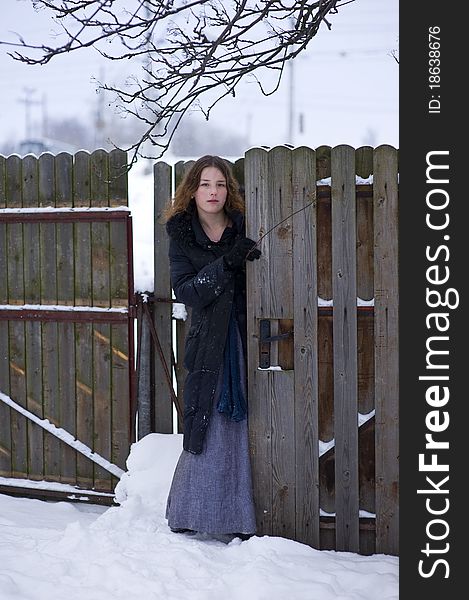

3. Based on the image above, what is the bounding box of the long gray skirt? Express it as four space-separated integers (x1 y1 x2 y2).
165 327 256 536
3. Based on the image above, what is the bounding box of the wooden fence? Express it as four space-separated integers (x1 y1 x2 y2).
0 149 136 501
143 145 399 555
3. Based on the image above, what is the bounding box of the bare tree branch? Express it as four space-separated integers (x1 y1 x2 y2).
2 0 354 164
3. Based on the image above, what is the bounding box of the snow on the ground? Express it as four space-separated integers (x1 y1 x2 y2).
0 433 399 600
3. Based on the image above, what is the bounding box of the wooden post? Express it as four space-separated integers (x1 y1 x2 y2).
331 145 360 553
373 145 399 555
153 161 173 433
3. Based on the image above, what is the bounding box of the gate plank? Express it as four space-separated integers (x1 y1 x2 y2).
292 146 319 547
6 156 28 478
316 145 332 301
373 145 399 555
0 156 8 476
90 149 112 491
73 151 94 488
245 147 273 535
56 152 77 485
22 154 44 480
111 322 130 480
331 145 360 552
153 161 173 433
38 153 61 482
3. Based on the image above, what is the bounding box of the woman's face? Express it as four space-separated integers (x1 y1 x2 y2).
193 166 228 218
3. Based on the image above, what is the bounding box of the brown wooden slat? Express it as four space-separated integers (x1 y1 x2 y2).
355 146 374 179
245 146 273 535
356 183 374 302
6 156 24 304
0 484 115 506
0 309 128 322
0 156 11 476
25 321 44 480
22 155 40 304
9 321 28 478
111 322 130 479
37 154 61 482
0 320 11 477
109 149 128 208
73 151 92 310
153 161 173 433
331 145 359 552
6 155 28 478
75 322 94 489
358 313 375 414
271 370 295 539
316 146 332 300
93 322 112 491
373 145 399 555
55 152 78 485
291 146 319 547
90 150 112 491
0 154 6 207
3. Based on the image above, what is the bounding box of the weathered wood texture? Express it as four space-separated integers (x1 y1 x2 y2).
244 145 398 556
0 149 134 494
146 145 399 556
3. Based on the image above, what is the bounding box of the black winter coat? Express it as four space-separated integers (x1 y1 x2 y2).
166 205 248 454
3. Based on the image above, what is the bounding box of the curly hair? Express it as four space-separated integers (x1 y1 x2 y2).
163 155 245 221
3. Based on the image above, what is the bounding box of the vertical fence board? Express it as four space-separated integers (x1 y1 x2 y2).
245 147 273 535
267 148 295 537
55 152 77 485
75 322 94 489
153 162 173 433
292 146 319 546
316 146 332 300
373 145 399 555
73 151 94 488
271 371 296 539
331 145 360 552
109 150 130 475
23 155 41 303
109 149 128 207
90 150 112 490
111 322 130 478
22 155 44 479
37 153 61 481
0 156 11 476
9 321 28 478
6 156 28 477
137 296 152 439
0 318 11 475
25 321 44 479
356 146 374 302
6 156 23 303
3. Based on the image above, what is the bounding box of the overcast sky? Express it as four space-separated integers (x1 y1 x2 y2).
0 0 398 153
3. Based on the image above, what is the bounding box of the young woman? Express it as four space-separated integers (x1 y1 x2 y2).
164 155 261 539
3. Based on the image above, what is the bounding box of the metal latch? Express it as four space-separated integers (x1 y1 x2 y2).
259 319 293 369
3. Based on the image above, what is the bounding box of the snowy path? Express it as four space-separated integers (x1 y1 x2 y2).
0 434 399 600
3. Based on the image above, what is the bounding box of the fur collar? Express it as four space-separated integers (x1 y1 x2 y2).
166 204 244 248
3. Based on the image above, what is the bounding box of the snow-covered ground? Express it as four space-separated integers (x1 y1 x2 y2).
0 433 399 600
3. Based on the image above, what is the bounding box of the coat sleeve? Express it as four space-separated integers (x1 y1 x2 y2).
168 238 234 309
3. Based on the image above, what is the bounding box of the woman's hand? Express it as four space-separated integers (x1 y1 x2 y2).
223 237 261 270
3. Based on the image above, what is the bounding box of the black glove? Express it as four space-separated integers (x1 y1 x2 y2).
223 237 261 270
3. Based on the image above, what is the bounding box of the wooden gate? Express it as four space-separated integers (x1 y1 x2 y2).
146 144 398 555
244 145 398 556
0 149 136 502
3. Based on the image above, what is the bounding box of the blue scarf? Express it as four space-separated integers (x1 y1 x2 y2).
217 311 247 422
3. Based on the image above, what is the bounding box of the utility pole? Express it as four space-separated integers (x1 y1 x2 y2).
17 87 40 140
94 67 106 148
287 59 295 145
